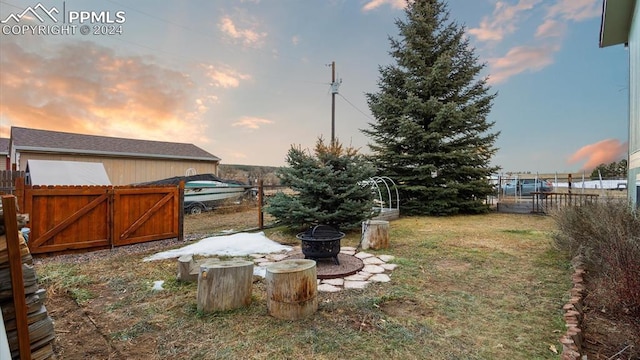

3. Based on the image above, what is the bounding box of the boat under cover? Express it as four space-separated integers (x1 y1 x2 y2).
137 174 253 203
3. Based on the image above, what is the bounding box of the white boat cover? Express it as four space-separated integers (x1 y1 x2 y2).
26 160 112 185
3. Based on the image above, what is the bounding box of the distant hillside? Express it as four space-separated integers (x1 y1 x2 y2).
218 164 281 185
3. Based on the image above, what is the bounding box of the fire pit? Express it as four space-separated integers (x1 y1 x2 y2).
296 225 345 265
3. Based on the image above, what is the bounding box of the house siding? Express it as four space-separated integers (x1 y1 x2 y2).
19 152 218 185
629 2 640 206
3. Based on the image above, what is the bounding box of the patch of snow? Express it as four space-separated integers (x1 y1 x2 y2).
253 266 267 277
143 232 292 261
152 280 164 291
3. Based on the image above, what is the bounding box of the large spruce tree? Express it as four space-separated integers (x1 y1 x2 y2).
363 0 500 215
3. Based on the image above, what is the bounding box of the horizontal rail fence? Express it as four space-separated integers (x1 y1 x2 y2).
15 178 183 255
533 192 600 214
493 173 625 214
0 170 25 195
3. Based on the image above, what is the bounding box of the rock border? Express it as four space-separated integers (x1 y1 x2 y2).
560 256 586 360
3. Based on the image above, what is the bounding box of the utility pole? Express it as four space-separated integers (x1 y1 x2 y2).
329 61 341 144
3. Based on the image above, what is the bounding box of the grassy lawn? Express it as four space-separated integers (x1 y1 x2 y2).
38 212 570 359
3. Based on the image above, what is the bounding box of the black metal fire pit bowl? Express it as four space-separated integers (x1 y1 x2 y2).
296 225 345 265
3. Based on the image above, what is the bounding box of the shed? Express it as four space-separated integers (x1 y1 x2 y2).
9 127 221 185
25 160 111 186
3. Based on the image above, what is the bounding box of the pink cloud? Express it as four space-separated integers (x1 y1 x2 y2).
546 0 601 21
362 0 408 12
470 0 600 84
487 43 559 84
535 19 567 39
231 116 274 130
218 16 267 47
0 37 213 143
469 0 541 42
567 139 628 171
200 64 251 88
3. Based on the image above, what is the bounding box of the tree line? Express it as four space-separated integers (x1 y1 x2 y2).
590 159 628 179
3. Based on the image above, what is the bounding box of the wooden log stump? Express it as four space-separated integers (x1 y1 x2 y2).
266 259 317 320
361 220 389 250
176 254 198 282
197 259 253 313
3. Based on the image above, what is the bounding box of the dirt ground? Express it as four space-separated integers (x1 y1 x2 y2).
580 277 640 360
29 209 639 359
37 208 263 360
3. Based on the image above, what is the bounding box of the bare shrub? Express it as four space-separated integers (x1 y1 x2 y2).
553 199 640 316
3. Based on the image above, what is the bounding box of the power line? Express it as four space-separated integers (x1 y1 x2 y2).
106 0 210 35
337 93 375 122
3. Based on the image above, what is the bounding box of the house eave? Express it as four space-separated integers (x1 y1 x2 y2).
600 0 636 47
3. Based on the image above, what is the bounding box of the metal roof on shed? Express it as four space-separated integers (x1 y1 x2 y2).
11 127 220 161
26 159 112 185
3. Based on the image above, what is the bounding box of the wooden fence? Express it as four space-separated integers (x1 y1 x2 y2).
15 178 183 255
0 170 25 194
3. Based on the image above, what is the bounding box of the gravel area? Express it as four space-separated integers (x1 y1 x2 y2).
32 235 202 265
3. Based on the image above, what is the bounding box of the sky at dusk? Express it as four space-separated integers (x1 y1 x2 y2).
0 0 630 173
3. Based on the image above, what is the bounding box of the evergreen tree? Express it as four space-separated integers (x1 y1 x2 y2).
265 138 375 230
591 159 628 179
363 0 500 215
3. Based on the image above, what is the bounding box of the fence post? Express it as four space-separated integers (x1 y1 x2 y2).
15 177 25 211
2 195 32 360
178 181 184 242
258 179 264 229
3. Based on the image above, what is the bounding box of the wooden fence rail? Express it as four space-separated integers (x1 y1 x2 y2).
14 178 183 255
533 192 600 214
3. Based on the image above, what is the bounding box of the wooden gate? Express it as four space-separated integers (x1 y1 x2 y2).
17 180 183 255
112 186 180 246
22 186 111 254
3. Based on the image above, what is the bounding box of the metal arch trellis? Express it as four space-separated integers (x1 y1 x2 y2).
368 176 400 214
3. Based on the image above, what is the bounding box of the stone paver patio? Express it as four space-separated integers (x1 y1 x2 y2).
250 246 398 292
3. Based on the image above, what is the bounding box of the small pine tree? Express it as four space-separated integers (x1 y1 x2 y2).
363 0 500 215
265 138 375 230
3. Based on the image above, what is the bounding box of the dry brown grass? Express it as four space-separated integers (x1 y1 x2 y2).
37 211 571 359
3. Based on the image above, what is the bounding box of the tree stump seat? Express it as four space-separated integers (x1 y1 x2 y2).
196 259 253 313
266 259 317 320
